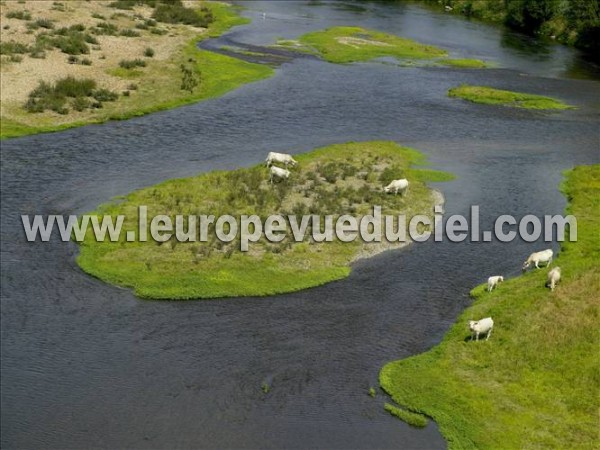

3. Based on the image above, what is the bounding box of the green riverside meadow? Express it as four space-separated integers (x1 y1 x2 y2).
380 165 599 449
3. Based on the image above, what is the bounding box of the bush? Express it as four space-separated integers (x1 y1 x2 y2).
32 18 55 29
92 88 118 102
91 13 105 20
55 77 97 97
180 64 200 92
71 96 90 111
52 33 90 55
119 58 146 69
152 2 214 28
149 27 167 35
92 22 118 35
127 83 138 90
6 10 32 20
51 2 66 12
67 55 79 64
144 47 154 57
119 28 140 37
0 41 30 55
122 90 130 97
81 58 92 66
9 54 23 63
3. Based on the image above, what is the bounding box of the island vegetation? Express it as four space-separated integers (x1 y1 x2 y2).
380 165 600 448
274 26 489 68
0 1 273 139
77 141 452 299
448 85 573 109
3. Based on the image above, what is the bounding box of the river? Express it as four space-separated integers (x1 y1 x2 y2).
1 1 599 448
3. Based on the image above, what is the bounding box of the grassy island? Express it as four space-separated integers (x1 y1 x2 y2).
274 26 488 68
380 165 599 449
448 85 573 110
0 1 273 139
77 141 452 299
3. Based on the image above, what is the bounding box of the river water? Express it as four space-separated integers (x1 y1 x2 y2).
1 1 598 449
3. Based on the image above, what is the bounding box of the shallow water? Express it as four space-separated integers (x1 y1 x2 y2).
1 1 599 448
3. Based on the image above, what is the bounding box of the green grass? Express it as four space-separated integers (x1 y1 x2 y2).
1 2 268 140
384 403 428 428
76 141 452 300
448 85 573 110
438 58 488 68
380 165 600 449
277 26 447 63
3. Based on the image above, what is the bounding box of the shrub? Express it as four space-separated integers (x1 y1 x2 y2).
152 2 214 28
119 28 140 37
180 64 200 92
71 96 90 111
9 54 23 62
52 33 90 55
108 0 136 9
92 22 118 35
81 57 92 66
0 41 30 55
122 90 130 97
119 58 146 69
127 83 138 90
55 77 97 97
33 18 55 29
150 27 167 35
54 76 96 97
24 84 68 114
51 2 66 12
67 55 79 64
6 10 32 20
92 88 118 102
143 47 154 57
91 13 105 20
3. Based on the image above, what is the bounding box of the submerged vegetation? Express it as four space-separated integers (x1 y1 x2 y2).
77 141 452 299
448 85 573 109
380 165 600 448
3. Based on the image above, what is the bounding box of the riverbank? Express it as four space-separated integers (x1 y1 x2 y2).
380 165 600 448
77 141 453 299
417 0 599 55
0 1 273 139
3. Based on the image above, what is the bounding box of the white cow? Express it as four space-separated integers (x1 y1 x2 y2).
522 249 553 271
487 275 504 292
269 166 290 183
546 267 561 291
266 152 298 168
384 179 409 196
469 317 494 341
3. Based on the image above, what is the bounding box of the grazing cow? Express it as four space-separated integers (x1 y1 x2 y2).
384 179 409 196
469 317 494 341
522 249 553 271
546 267 561 291
487 275 504 292
269 166 290 183
266 152 298 168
